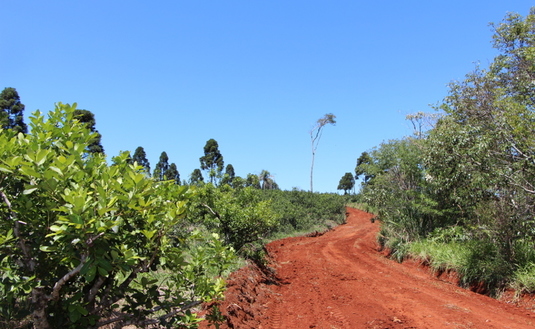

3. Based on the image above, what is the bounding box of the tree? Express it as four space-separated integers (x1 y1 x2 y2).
166 163 180 184
337 172 355 194
153 151 170 181
310 113 336 192
189 168 204 185
200 139 224 184
245 173 261 189
0 87 27 134
132 146 151 175
355 151 375 184
0 103 234 328
259 170 278 190
220 164 236 186
73 109 104 154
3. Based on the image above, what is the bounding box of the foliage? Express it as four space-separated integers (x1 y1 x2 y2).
245 173 261 189
220 164 235 187
258 170 278 190
199 139 224 184
354 151 374 184
153 151 170 181
187 184 278 258
166 163 180 184
359 138 442 246
189 168 204 186
0 103 235 328
132 146 150 175
259 189 347 235
337 172 355 194
309 113 336 192
73 109 104 154
0 87 27 134
359 8 535 294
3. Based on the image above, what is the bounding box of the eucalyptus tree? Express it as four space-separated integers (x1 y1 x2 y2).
166 163 180 184
309 113 336 192
220 164 236 186
189 168 204 186
132 146 150 175
153 151 170 181
73 109 104 154
0 87 27 134
200 139 224 184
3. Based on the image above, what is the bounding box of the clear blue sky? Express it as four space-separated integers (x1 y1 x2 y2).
2 1 533 192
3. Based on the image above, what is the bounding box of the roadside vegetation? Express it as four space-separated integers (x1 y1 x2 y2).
355 8 535 296
0 98 347 328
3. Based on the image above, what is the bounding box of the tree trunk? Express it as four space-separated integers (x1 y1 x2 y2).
31 287 50 329
310 151 315 193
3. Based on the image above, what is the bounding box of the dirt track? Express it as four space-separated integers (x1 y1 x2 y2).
200 207 535 328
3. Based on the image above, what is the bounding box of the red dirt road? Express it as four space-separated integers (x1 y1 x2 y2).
201 208 535 328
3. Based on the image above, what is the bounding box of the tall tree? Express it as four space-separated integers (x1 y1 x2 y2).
337 172 355 195
73 109 104 154
189 168 204 185
153 151 170 181
259 170 278 190
166 163 180 184
132 146 151 175
355 151 375 184
309 113 336 192
221 164 236 186
0 87 27 134
245 173 261 189
199 139 224 184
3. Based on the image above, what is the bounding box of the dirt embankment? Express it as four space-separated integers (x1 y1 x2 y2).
200 207 535 329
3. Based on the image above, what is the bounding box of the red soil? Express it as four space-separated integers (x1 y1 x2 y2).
199 207 535 329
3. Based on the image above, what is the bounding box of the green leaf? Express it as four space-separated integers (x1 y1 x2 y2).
39 246 57 252
85 265 97 282
141 230 157 240
23 187 38 195
49 166 63 176
0 166 13 173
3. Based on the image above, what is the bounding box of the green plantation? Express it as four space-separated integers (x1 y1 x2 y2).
0 103 347 328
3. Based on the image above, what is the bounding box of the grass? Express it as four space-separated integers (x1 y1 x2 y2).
408 240 471 273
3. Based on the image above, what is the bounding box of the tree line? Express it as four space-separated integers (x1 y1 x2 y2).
0 91 347 328
351 8 535 295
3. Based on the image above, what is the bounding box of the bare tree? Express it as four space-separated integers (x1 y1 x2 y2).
309 113 336 192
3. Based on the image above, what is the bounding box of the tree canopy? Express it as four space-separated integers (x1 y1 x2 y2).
337 172 355 194
73 109 104 154
200 139 224 184
0 87 27 134
132 146 150 175
153 151 170 181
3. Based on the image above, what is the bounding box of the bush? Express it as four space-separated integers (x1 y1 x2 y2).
0 104 235 328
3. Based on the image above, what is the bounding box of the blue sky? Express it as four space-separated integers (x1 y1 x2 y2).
2 1 534 192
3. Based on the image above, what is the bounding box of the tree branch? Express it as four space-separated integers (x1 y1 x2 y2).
50 254 87 302
0 189 36 271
